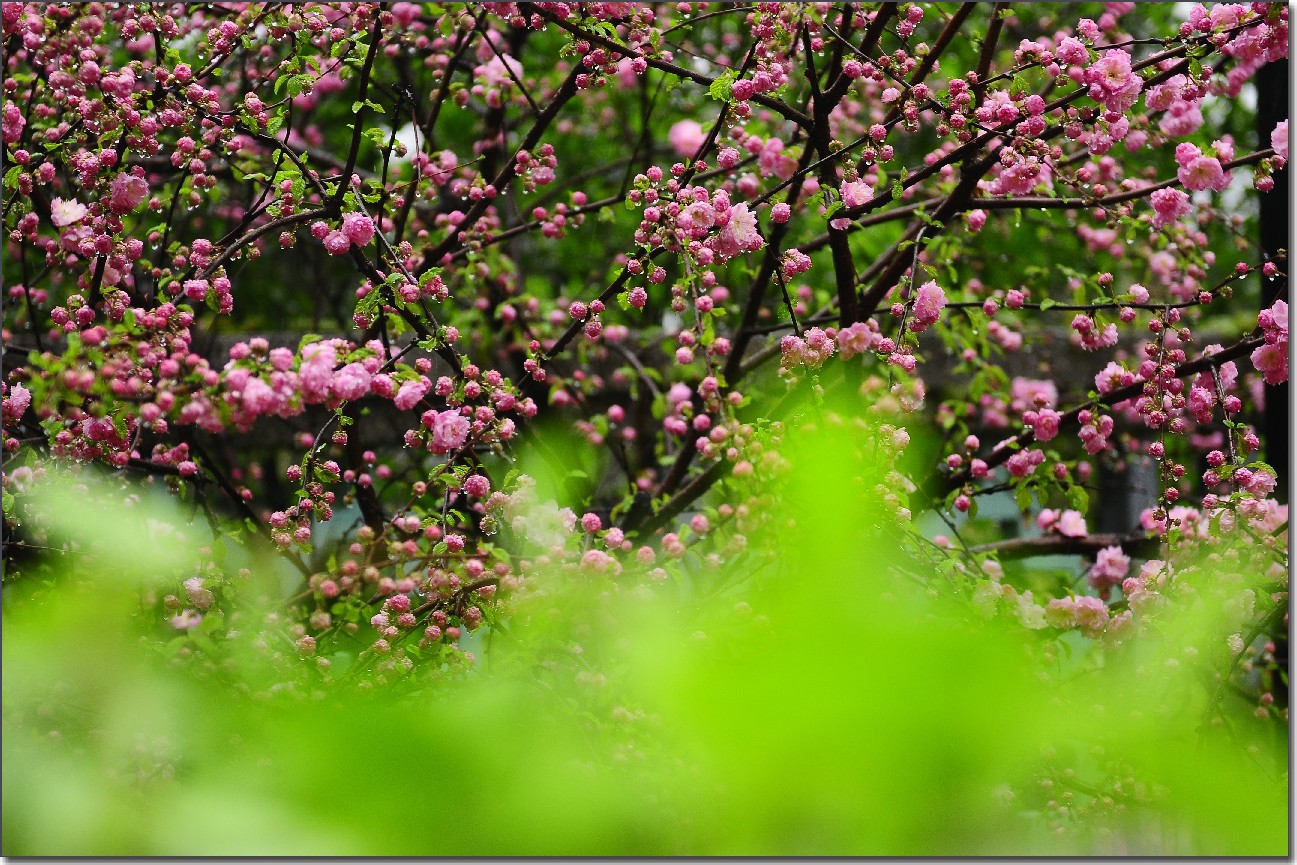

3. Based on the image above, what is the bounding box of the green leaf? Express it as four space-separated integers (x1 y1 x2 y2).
1015 484 1033 514
708 68 737 102
1038 298 1056 311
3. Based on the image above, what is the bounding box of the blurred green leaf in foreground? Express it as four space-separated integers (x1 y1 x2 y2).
2 401 1287 856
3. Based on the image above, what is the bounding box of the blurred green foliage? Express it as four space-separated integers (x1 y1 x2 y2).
3 401 1286 856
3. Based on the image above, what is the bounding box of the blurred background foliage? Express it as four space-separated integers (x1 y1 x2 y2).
3 398 1285 856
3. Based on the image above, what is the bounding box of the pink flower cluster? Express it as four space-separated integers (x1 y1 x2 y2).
1045 595 1111 637
1076 409 1115 455
780 327 836 371
1005 447 1046 478
108 172 149 214
1022 407 1062 442
1037 508 1088 537
1251 299 1289 385
708 203 764 261
835 320 886 360
315 212 376 255
1086 545 1130 597
1070 313 1119 350
1084 49 1143 113
1175 143 1231 192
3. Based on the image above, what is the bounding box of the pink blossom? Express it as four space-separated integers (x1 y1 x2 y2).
342 212 375 246
477 53 524 89
910 280 945 332
1025 407 1062 441
840 179 873 209
169 609 203 630
1006 448 1045 477
331 363 373 401
1087 545 1130 593
1251 342 1288 385
1038 507 1087 536
836 322 876 359
1056 37 1089 67
1085 50 1143 112
2 383 31 421
390 2 422 27
241 377 278 416
708 203 763 260
668 120 706 158
394 377 431 410
429 410 470 453
1072 595 1110 636
1258 298 1288 339
1 102 24 143
108 172 149 214
781 249 812 277
1271 120 1288 163
1057 509 1088 537
322 230 351 255
676 201 715 237
757 138 797 180
1178 155 1230 192
1150 187 1192 228
50 197 88 227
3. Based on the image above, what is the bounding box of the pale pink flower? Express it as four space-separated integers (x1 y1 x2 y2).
1087 545 1130 593
668 120 706 158
836 322 875 359
477 53 524 88
1057 509 1089 537
322 230 351 255
169 609 203 630
50 197 88 227
839 178 873 209
1251 342 1288 385
757 137 797 180
1073 595 1110 636
1178 155 1230 192
708 203 763 260
108 172 149 214
2 383 31 421
1 102 24 144
1271 119 1288 163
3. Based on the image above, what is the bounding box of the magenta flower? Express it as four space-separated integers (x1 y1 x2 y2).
1150 187 1192 228
322 230 351 255
342 212 375 246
